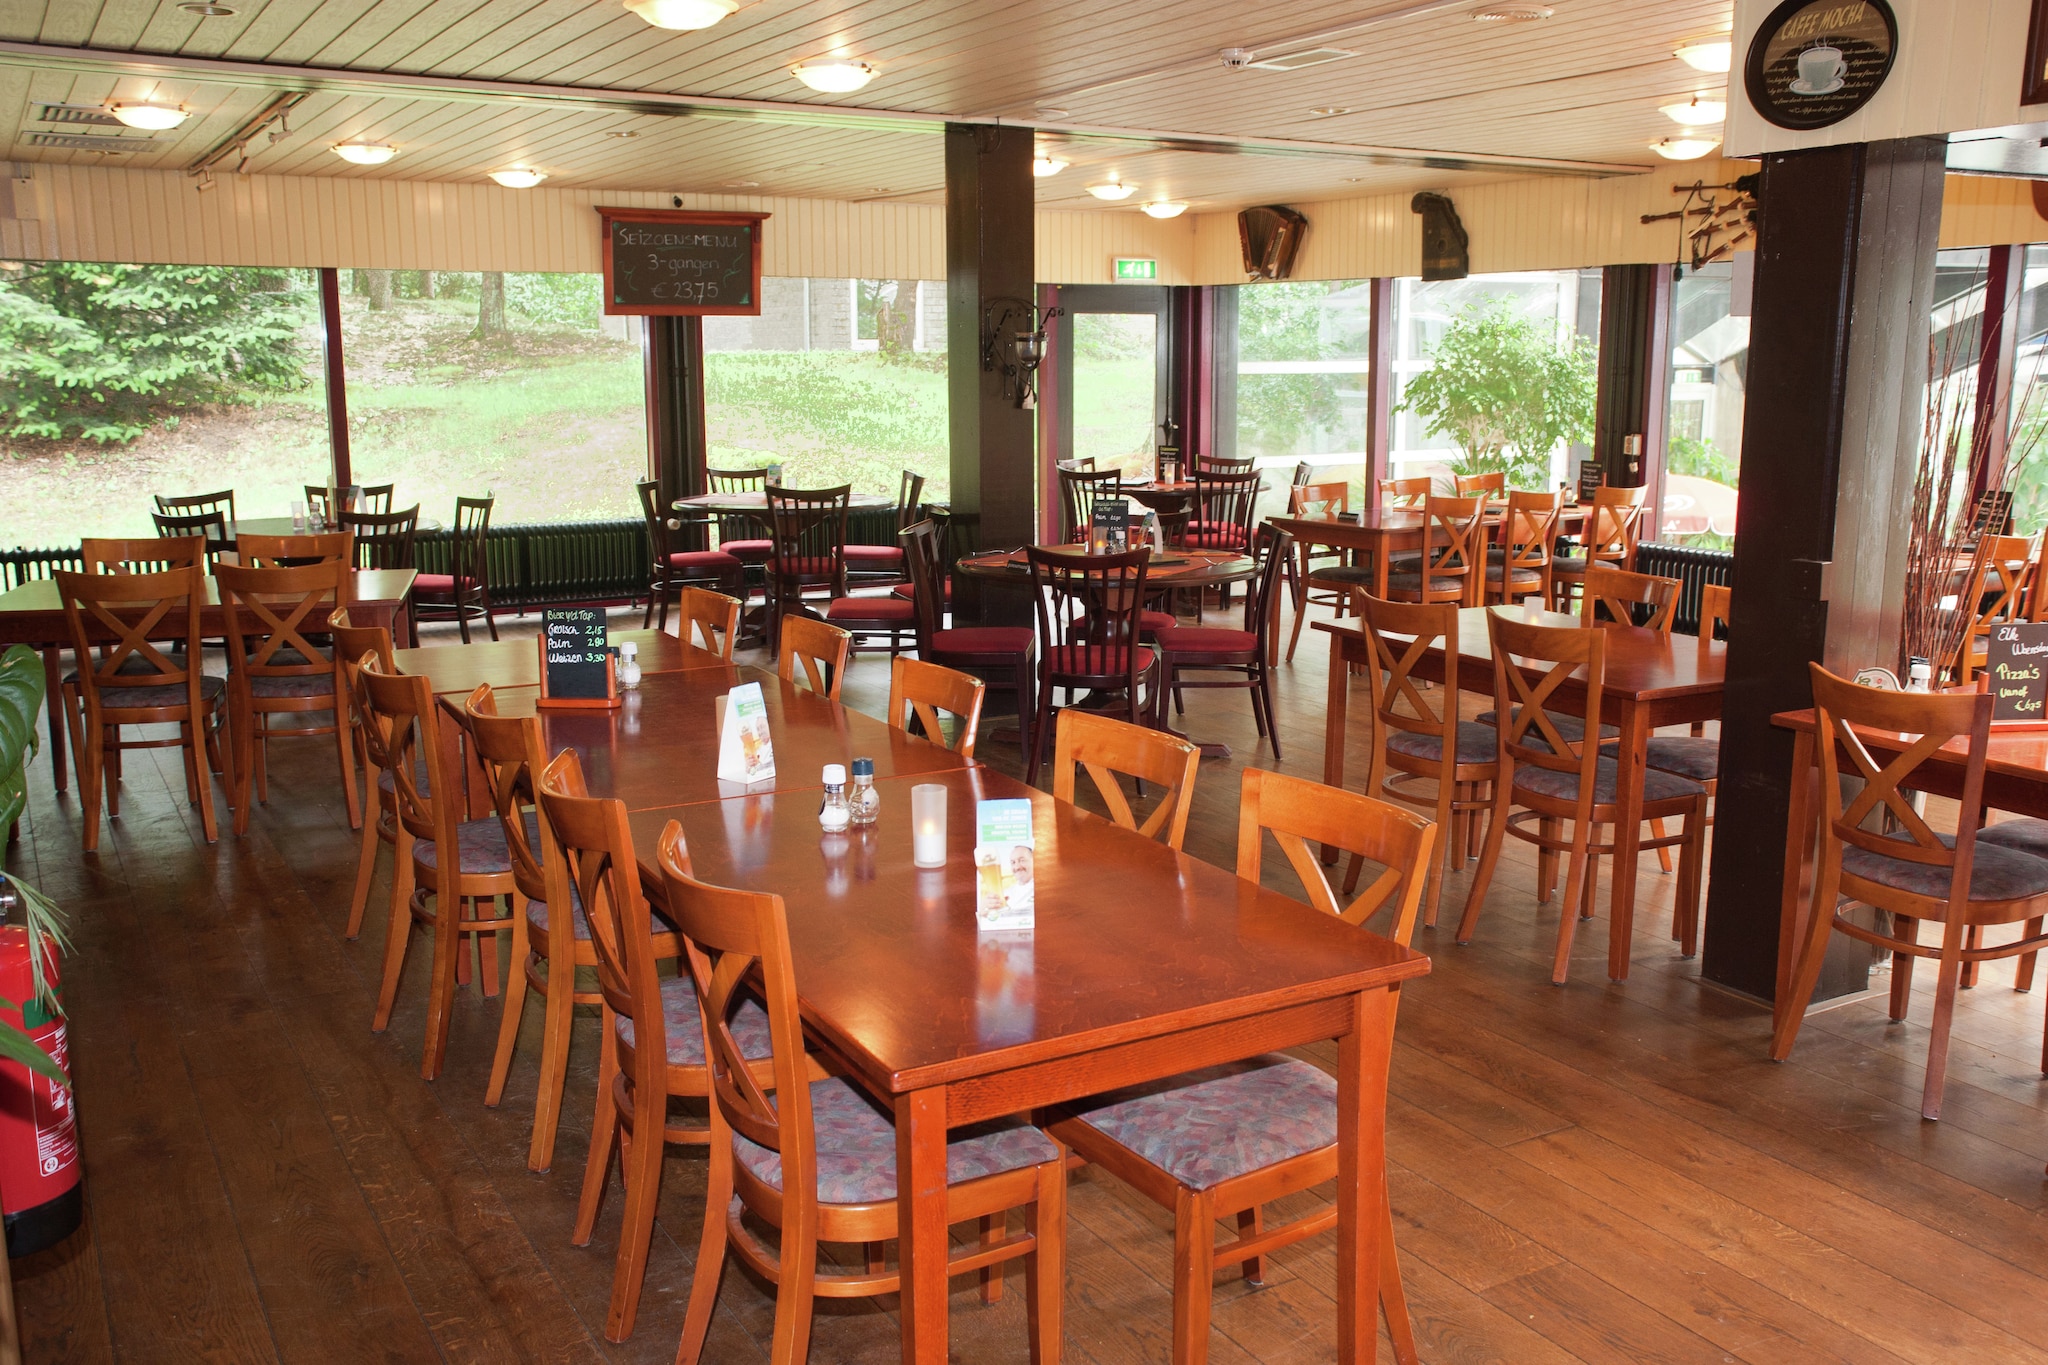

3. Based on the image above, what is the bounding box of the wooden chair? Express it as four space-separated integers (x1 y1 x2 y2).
1154 524 1290 758
779 615 851 701
1377 475 1433 507
843 469 925 585
677 586 741 660
1549 485 1645 613
155 488 237 526
1700 581 1731 639
660 823 1066 1365
237 530 355 566
886 657 984 758
149 508 233 564
1058 466 1122 544
703 464 780 564
822 583 920 658
765 485 851 639
903 519 1036 761
357 658 520 1080
1453 471 1506 499
1049 708 1199 849
1284 480 1369 662
413 496 498 645
214 559 359 835
331 615 399 939
306 482 394 520
1024 545 1157 786
1383 495 1485 607
1484 489 1564 606
1182 470 1262 553
1196 454 1255 475
54 563 230 850
1943 533 2033 682
338 505 420 572
1456 614 1709 983
80 536 204 574
1772 667 2048 1119
1047 766 1435 1365
638 479 744 634
1578 564 1679 632
1357 591 1496 928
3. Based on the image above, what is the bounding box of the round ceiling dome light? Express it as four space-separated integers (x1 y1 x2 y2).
790 59 876 93
108 102 189 130
1141 201 1187 219
1674 38 1733 73
331 141 397 165
1651 136 1719 161
1032 156 1067 177
1659 94 1726 126
177 2 238 15
488 167 548 188
1470 4 1552 20
624 0 736 27
1087 178 1135 201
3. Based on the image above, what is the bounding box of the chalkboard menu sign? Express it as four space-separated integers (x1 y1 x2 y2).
1576 459 1604 506
1985 622 2048 726
597 208 768 317
538 606 617 709
1089 497 1130 553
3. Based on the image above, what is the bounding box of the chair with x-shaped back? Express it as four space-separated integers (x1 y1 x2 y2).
1049 708 1199 850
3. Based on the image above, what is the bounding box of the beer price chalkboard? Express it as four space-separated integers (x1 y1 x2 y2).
538 606 617 710
1985 622 2048 727
598 208 767 317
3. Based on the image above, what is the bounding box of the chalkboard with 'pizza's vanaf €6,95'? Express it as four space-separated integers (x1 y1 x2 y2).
1985 622 2048 727
598 208 768 317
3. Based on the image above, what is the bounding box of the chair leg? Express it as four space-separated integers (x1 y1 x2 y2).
371 838 415 1032
1456 787 1513 945
1551 826 1594 985
346 792 384 938
485 908 533 1107
527 938 578 1173
2016 919 2042 993
572 1024 622 1246
1171 1185 1216 1365
1025 1158 1066 1365
1921 921 1970 1120
1650 817 1674 874
1235 1207 1265 1285
676 1131 734 1365
1026 677 1055 788
230 702 256 836
1889 917 1918 1020
1380 1181 1420 1365
979 1215 1005 1304
419 886 465 1081
1961 926 1983 989
1770 854 1846 1061
1424 779 1457 929
768 1207 818 1365
605 1082 667 1341
1536 818 1559 904
1676 802 1705 958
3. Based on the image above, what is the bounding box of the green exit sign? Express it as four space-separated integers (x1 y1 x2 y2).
1113 257 1158 282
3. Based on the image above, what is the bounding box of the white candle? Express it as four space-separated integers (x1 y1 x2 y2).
912 784 948 867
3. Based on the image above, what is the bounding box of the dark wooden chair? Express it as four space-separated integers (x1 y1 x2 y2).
1773 667 2048 1119
338 505 420 571
1484 490 1564 606
764 484 851 640
1047 766 1435 1365
413 496 498 645
1058 466 1123 545
637 479 744 633
659 821 1066 1364
1357 591 1497 929
1549 485 1645 613
1050 708 1199 849
1154 523 1290 758
903 519 1035 761
306 482 394 520
215 559 359 836
1196 454 1255 475
535 756 771 1342
1384 495 1485 607
1024 544 1156 786
1457 614 1709 982
704 464 780 563
778 615 851 701
885 657 984 758
55 560 230 850
155 488 237 526
1182 470 1261 553
149 508 233 564
844 469 925 585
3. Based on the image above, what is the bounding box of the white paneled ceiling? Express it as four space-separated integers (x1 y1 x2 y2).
0 0 1737 211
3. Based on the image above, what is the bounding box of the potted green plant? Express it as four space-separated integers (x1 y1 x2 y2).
1395 301 1597 489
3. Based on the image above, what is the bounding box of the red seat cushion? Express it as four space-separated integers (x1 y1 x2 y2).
825 596 915 623
719 538 773 558
932 627 1033 656
1044 644 1155 677
844 545 905 565
413 573 476 595
1154 626 1258 658
768 556 839 577
1182 529 1248 550
667 550 743 572
1078 611 1177 636
896 578 953 603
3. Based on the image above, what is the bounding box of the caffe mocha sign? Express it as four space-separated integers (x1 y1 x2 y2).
1744 0 1899 131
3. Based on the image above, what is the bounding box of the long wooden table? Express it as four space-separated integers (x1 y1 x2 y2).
393 629 727 695
1269 503 1589 603
0 568 416 794
1318 604 1725 980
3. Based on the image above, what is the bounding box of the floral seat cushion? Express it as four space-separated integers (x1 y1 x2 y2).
1064 1055 1336 1192
616 975 773 1067
1977 817 2048 859
1644 735 1719 782
376 763 431 798
93 674 228 710
414 810 539 875
733 1076 1058 1205
1477 708 1620 743
1842 831 2048 902
1386 720 1498 766
1512 758 1705 806
249 673 336 700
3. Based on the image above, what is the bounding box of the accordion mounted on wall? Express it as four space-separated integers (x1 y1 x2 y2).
1238 205 1308 280
1410 192 1470 281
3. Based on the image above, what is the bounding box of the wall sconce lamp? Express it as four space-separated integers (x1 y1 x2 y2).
981 297 1063 408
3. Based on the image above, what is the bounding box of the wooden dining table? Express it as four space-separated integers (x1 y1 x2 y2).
953 544 1258 592
392 628 728 696
1317 604 1726 980
1269 502 1590 600
0 568 416 794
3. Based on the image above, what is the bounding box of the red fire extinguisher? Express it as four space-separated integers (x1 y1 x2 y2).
0 923 80 1257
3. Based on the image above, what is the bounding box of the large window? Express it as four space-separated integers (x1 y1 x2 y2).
1663 258 1750 546
703 278 949 500
0 263 328 549
2006 245 2048 533
1235 280 1375 495
338 270 646 527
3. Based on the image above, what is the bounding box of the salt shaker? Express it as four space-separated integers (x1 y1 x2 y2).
819 764 851 832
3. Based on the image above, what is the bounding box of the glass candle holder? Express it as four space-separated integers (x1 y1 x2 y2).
912 784 948 867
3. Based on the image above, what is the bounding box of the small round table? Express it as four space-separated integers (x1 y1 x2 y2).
224 516 443 545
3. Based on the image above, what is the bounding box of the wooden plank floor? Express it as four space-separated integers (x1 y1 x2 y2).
7 606 2048 1363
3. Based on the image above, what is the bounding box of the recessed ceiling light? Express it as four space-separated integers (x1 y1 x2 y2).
1342 176 1369 182
1651 136 1719 161
1087 179 1134 201
1659 95 1726 126
1033 156 1067 177
623 0 736 28
606 130 640 138
177 2 237 15
489 167 548 188
108 102 188 130
1470 4 1552 20
1309 106 1352 116
331 141 396 165
1674 38 1733 73
1036 106 1070 120
723 179 760 188
1141 201 1187 218
791 59 876 93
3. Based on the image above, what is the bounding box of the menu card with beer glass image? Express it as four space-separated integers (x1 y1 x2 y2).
974 799 1036 931
716 681 776 784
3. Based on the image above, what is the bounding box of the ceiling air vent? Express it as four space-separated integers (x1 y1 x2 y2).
34 104 123 126
1248 48 1356 71
24 132 140 151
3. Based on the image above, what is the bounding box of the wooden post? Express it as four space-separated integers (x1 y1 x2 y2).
1972 243 2022 498
1594 263 1673 496
1364 278 1394 492
646 316 708 547
318 266 351 489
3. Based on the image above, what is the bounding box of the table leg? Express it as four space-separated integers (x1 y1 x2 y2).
1774 729 1818 1032
1337 986 1397 1364
39 646 66 794
1322 630 1354 864
1607 698 1651 982
895 1085 950 1365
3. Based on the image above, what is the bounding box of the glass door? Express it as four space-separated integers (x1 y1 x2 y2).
1047 285 1173 486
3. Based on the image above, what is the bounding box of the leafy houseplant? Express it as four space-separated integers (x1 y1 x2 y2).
1396 302 1597 489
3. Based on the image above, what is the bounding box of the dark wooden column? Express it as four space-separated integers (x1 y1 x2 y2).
1364 277 1394 491
645 315 708 545
1167 285 1213 460
1702 136 1948 1002
1974 243 2023 495
317 267 351 488
1593 263 1671 494
945 122 1037 610
1208 284 1240 461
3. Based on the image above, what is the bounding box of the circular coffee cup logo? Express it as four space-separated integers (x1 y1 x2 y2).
1744 0 1898 130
